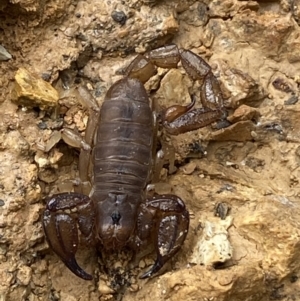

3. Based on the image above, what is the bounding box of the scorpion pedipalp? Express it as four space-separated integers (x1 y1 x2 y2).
43 193 95 280
138 194 189 279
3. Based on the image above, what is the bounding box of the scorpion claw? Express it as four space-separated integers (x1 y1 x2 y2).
139 259 162 279
43 210 93 280
42 193 95 280
64 258 93 280
138 195 190 278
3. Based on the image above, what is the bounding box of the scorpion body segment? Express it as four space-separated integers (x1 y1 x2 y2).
42 45 227 281
93 77 153 250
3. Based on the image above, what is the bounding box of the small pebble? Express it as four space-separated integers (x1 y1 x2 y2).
37 121 47 130
111 11 127 25
98 281 114 295
183 162 197 175
284 95 298 105
139 259 146 268
129 284 139 292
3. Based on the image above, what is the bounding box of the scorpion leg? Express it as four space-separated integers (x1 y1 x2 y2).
150 104 176 182
138 194 189 278
76 87 100 191
43 192 95 280
57 87 100 194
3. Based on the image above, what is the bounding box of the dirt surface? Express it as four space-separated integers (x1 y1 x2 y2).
1 0 300 300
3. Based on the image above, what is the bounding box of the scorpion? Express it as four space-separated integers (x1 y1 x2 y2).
42 44 226 281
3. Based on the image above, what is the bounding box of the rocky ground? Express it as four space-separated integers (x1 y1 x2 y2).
1 0 300 300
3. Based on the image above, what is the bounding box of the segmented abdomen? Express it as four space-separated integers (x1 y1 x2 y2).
93 78 153 196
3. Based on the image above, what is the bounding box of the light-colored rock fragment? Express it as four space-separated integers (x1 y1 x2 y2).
227 104 260 123
98 281 115 295
17 265 32 286
0 44 12 61
211 120 256 141
155 69 191 108
215 60 264 108
12 68 59 109
190 216 233 267
182 161 197 175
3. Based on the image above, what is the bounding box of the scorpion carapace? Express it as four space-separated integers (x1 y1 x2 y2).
42 44 227 281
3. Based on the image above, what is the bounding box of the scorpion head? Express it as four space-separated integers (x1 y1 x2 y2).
95 192 139 249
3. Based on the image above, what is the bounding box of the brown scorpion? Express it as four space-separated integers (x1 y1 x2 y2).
42 45 226 280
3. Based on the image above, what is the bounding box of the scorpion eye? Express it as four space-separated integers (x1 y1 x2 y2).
111 211 121 225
